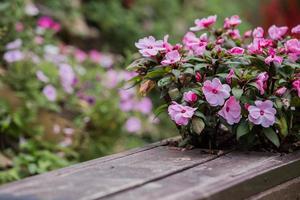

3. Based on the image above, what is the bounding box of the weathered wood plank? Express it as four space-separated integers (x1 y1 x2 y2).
102 151 300 200
247 176 300 200
0 145 225 200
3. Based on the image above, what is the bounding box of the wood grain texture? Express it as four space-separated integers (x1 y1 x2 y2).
247 176 300 200
0 139 299 200
0 144 223 200
103 151 300 200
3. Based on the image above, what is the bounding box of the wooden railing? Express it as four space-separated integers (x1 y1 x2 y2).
0 139 299 200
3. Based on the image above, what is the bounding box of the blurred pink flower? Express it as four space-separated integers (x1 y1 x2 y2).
168 102 197 126
255 72 269 95
135 36 164 57
59 63 76 94
183 91 198 103
43 85 57 101
24 3 39 16
292 80 300 97
268 25 288 40
36 70 49 83
226 69 235 84
218 96 241 125
227 29 241 40
3 50 24 63
291 25 300 34
104 70 120 88
248 39 263 54
228 47 244 55
252 27 264 38
15 22 24 32
243 30 252 38
265 48 283 65
182 32 199 49
89 50 101 63
37 16 60 32
135 97 153 114
224 15 241 29
74 49 87 63
34 36 44 45
202 78 231 106
161 50 181 65
275 87 287 96
248 100 276 128
285 39 300 54
190 15 217 31
125 117 141 133
6 39 22 50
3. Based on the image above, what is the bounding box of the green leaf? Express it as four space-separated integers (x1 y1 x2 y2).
276 116 288 138
126 58 155 71
171 69 181 79
194 111 206 121
154 104 168 117
232 88 244 99
192 117 205 135
216 73 228 78
194 63 207 71
236 120 250 140
263 128 280 147
184 68 194 75
157 76 172 87
144 68 167 79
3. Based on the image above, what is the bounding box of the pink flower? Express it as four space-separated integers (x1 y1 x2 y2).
292 80 300 97
202 78 231 106
265 48 283 65
268 25 288 40
195 72 202 82
15 22 24 32
37 16 60 32
218 96 241 125
182 32 199 49
227 29 241 40
161 50 181 65
125 117 142 133
183 91 198 103
226 69 235 84
190 15 217 31
248 38 263 54
291 25 300 34
248 100 276 128
252 27 264 38
243 30 252 38
43 85 57 102
255 72 269 95
285 39 300 54
135 97 153 114
34 36 44 45
224 15 241 29
135 36 164 57
168 102 197 126
74 49 87 63
228 47 244 55
59 63 76 94
275 87 287 96
36 70 49 83
89 50 101 63
6 39 22 50
3 50 24 63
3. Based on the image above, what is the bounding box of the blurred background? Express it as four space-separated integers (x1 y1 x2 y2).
0 0 299 184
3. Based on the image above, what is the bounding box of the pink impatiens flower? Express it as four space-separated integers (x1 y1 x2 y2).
275 87 287 96
224 15 241 29
218 96 241 125
255 72 269 95
285 39 300 54
252 27 264 38
226 69 235 85
161 50 181 65
183 91 198 103
190 15 217 31
202 78 231 106
228 47 244 55
248 100 276 128
135 36 164 57
292 80 300 97
125 117 142 133
268 25 288 40
227 29 241 40
291 25 300 34
168 102 197 126
265 48 283 65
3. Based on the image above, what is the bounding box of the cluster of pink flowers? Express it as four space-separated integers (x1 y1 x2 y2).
131 14 300 143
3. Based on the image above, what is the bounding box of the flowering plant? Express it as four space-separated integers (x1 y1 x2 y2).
128 15 300 150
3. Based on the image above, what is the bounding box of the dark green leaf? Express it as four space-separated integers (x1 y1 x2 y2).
192 117 205 135
232 88 243 99
263 128 280 147
153 104 168 118
236 120 249 140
